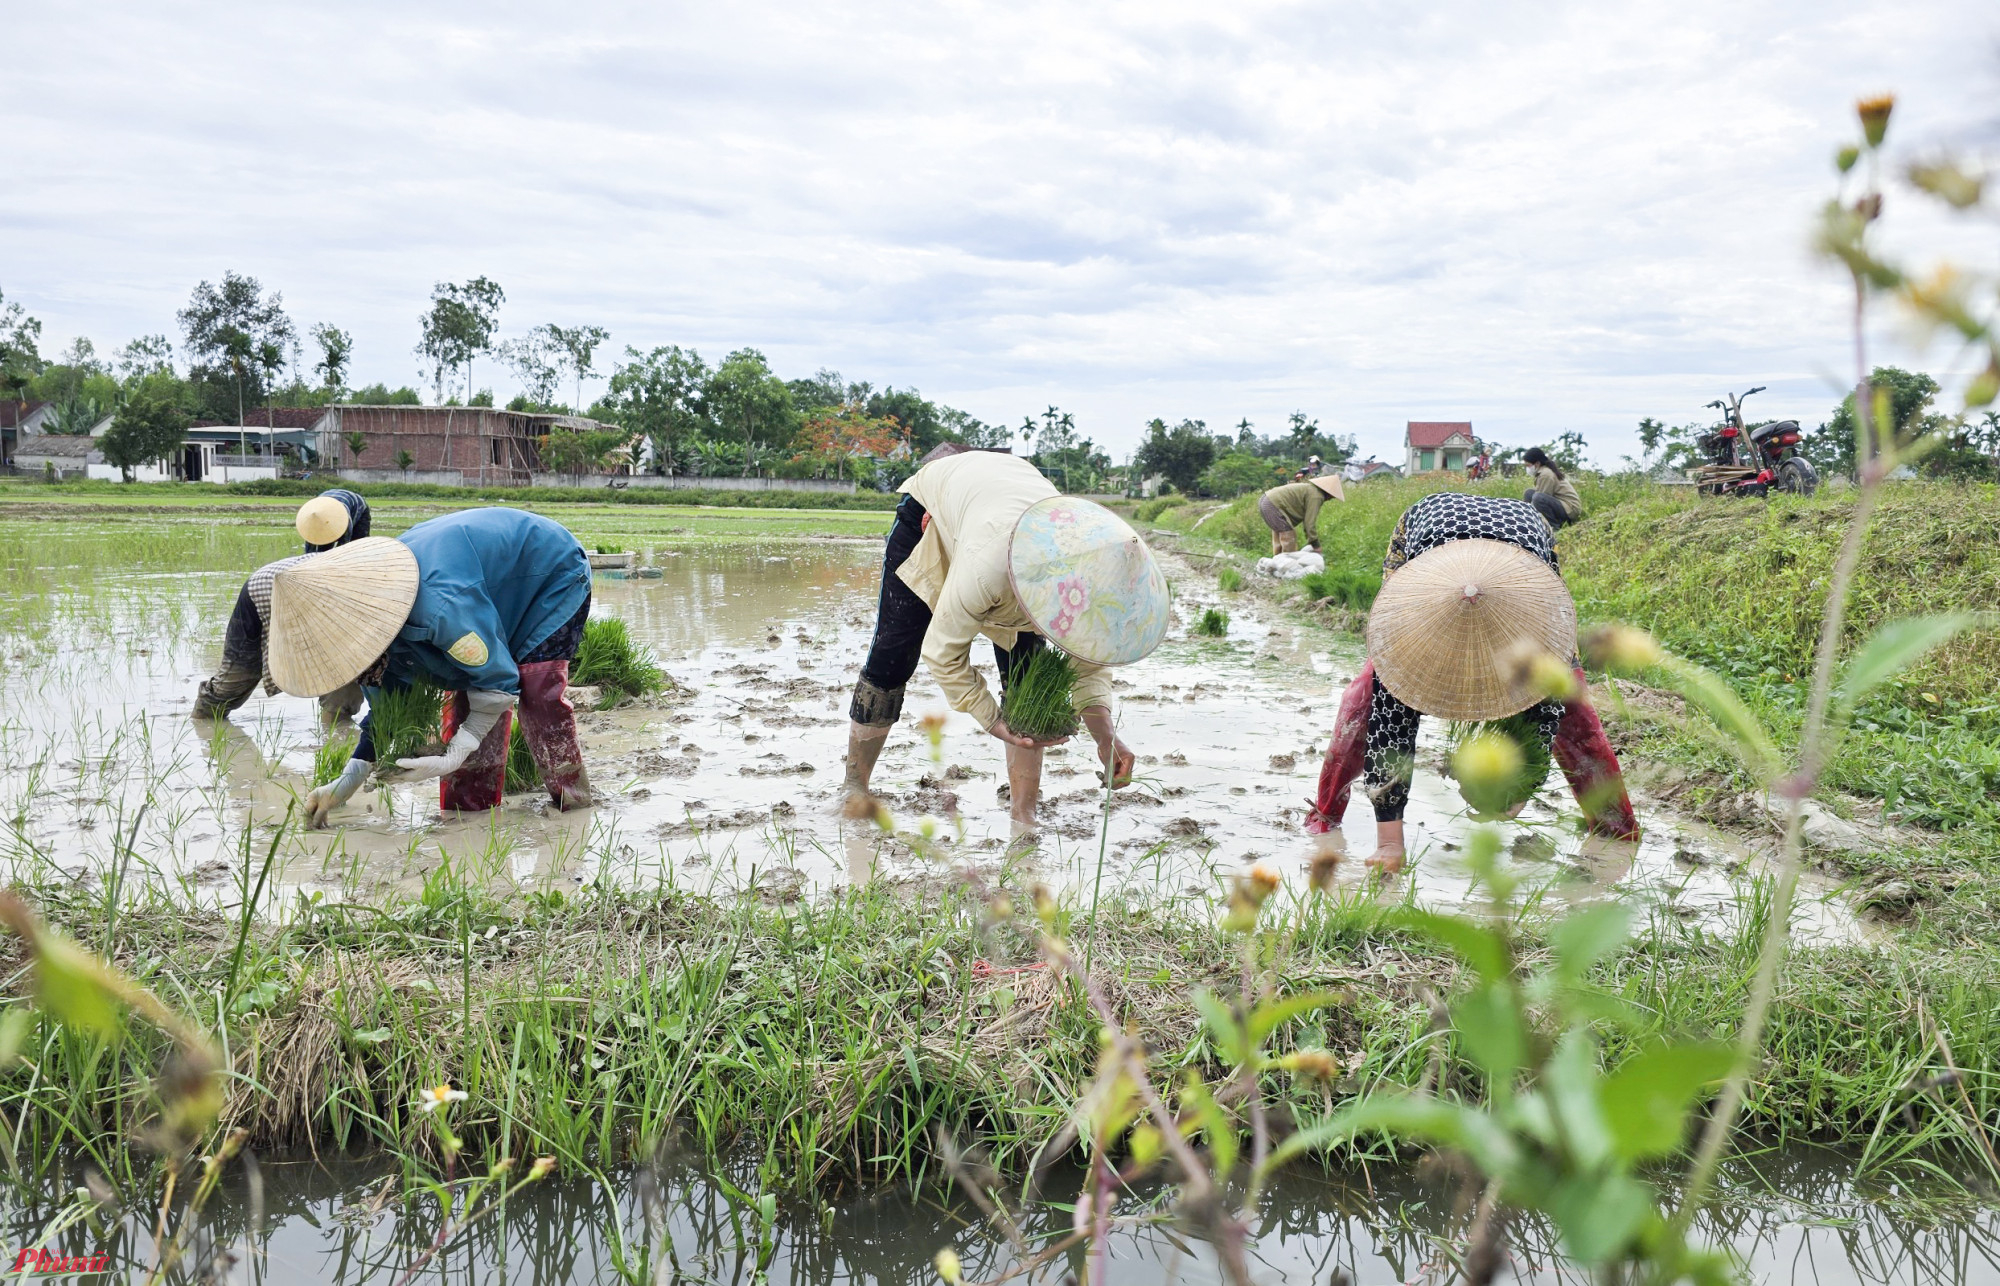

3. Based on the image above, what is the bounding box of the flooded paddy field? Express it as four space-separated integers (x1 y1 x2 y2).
0 508 1859 939
1 498 1986 1285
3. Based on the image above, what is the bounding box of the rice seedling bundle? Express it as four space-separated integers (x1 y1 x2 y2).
1446 712 1553 816
572 617 666 697
1196 607 1230 637
1217 566 1244 593
1000 646 1081 741
367 681 446 762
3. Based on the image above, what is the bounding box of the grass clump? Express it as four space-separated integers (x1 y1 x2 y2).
1298 567 1383 610
1134 494 1188 523
1196 607 1229 637
572 616 666 698
366 681 446 761
1000 647 1081 740
311 735 358 788
1217 566 1244 593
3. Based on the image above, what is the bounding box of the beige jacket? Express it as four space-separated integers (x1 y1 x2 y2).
898 452 1115 730
1529 465 1583 520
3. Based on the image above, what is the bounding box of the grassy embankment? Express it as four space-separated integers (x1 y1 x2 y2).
1141 477 2000 932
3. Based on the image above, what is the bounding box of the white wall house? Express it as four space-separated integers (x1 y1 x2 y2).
1405 422 1477 474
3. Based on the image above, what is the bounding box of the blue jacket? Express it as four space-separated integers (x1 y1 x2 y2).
384 508 591 696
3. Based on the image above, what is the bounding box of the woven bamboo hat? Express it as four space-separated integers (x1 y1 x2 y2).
1366 539 1576 721
1008 497 1169 665
295 496 352 548
267 537 419 696
1309 475 1346 502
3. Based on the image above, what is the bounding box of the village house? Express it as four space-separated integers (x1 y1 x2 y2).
1 399 54 470
13 433 96 479
1405 421 1476 474
312 405 609 485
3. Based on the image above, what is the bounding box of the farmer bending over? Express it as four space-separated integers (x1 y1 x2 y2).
1306 493 1637 871
265 507 596 827
1257 473 1345 555
844 448 1170 829
193 490 373 724
1521 447 1582 530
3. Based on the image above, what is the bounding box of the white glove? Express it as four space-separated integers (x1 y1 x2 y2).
396 690 515 781
306 757 372 829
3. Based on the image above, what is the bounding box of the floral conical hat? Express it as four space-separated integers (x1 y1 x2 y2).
1008 497 1169 665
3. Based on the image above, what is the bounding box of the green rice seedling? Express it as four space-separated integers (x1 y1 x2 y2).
312 735 358 788
505 718 541 792
572 616 666 697
1000 646 1080 740
1216 566 1244 593
594 543 622 555
367 681 447 762
1196 607 1229 637
1297 567 1383 610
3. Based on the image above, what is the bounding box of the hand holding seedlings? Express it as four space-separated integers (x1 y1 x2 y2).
986 717 1068 749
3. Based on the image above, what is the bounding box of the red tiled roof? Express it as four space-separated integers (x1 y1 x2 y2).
1 400 48 429
1406 421 1473 448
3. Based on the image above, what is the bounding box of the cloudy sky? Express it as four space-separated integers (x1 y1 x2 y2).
5 0 1995 463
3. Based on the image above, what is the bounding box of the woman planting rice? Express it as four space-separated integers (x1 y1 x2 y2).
1305 492 1637 871
1257 473 1345 554
192 490 374 723
266 506 596 827
844 448 1170 830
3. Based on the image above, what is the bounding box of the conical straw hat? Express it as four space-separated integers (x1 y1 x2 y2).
1309 475 1346 502
1008 496 1170 665
295 496 352 548
1366 539 1576 721
267 537 420 696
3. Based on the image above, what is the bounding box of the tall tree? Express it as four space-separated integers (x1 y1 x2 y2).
545 324 610 411
600 345 713 475
0 287 43 404
704 348 796 475
115 335 175 381
310 324 352 396
1814 365 1941 477
415 276 504 403
501 327 562 407
178 273 295 424
1132 417 1218 494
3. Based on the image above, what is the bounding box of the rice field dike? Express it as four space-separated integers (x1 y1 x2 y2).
1 474 1998 1282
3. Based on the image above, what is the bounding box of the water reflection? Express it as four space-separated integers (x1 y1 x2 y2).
6 1149 1994 1284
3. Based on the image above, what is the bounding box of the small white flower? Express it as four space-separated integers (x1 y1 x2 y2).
417 1084 468 1114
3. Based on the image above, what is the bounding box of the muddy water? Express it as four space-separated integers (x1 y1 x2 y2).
5 1149 1992 1284
0 527 1858 937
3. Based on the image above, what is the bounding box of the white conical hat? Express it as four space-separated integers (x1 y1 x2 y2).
1366 539 1576 720
267 537 419 696
295 496 351 548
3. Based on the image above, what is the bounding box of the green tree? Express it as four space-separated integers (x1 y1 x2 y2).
310 324 352 397
0 287 44 404
601 345 712 475
344 430 367 463
415 276 504 404
115 335 174 381
99 391 190 482
1813 365 1941 477
177 273 295 424
347 382 423 406
704 348 796 475
545 324 610 412
1132 417 1218 494
1199 450 1282 497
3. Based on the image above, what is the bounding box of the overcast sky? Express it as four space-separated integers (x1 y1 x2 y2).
5 1 1996 463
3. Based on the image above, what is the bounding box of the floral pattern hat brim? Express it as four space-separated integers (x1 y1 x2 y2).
1007 496 1170 666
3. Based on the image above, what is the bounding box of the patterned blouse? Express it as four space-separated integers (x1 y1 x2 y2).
1366 492 1564 822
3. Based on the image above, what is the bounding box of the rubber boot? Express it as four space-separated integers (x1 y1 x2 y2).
1307 664 1375 834
440 693 510 813
518 659 591 810
1553 668 1639 840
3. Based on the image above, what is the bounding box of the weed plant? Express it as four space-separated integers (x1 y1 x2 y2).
999 647 1080 740
1196 607 1230 637
571 617 665 697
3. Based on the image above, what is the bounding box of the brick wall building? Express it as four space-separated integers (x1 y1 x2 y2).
312 406 611 484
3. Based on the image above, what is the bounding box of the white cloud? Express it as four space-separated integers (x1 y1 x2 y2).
3 0 1994 463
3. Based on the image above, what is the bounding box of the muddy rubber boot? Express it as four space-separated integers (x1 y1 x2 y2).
1307 664 1375 834
1552 669 1639 841
519 660 592 810
440 693 510 812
